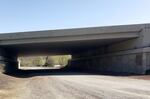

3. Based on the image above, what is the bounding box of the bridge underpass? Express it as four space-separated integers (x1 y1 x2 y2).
0 23 150 74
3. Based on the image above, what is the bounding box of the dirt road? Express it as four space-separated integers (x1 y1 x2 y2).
0 71 150 99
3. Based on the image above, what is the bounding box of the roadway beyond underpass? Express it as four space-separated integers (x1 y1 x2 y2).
0 70 150 99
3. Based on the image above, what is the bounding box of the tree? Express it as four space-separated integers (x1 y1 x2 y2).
58 55 70 66
32 57 45 66
44 56 55 67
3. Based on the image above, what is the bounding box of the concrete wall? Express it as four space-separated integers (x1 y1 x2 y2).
71 48 146 74
146 53 150 71
0 48 18 73
107 24 150 52
70 25 150 74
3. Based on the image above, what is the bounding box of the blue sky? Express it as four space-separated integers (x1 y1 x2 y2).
0 0 150 33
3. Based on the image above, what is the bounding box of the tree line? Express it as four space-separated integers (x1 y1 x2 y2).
19 55 71 67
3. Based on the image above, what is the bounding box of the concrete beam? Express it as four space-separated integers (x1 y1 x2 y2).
0 24 148 48
0 29 139 45
0 23 143 40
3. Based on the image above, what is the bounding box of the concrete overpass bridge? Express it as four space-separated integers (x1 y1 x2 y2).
0 23 150 74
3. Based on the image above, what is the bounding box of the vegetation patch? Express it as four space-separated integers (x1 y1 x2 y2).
19 55 71 67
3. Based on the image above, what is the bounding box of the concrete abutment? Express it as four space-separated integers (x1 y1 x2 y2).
70 25 150 74
0 48 18 73
71 48 149 74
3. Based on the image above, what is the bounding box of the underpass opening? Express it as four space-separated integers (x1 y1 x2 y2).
0 23 144 74
18 55 72 70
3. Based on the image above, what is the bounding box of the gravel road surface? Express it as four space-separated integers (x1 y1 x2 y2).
0 71 150 99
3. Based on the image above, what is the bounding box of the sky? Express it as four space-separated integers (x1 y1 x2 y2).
0 0 150 33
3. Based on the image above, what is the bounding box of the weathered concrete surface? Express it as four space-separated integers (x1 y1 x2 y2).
0 24 141 45
70 24 150 74
71 47 150 74
1 72 150 99
71 52 145 74
0 24 141 55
